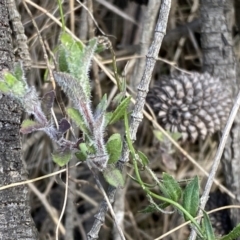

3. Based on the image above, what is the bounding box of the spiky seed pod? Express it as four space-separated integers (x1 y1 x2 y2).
146 72 232 142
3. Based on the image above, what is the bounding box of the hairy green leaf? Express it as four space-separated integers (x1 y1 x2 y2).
104 112 113 126
202 210 215 240
60 33 83 78
94 94 107 119
0 81 10 93
20 119 43 134
106 133 122 164
12 81 25 96
67 107 90 135
52 150 72 167
76 142 97 161
0 63 27 98
182 176 199 221
103 167 124 187
21 119 39 128
3 72 26 97
109 96 131 125
75 143 88 161
162 173 182 202
153 130 164 142
58 46 69 73
4 72 17 87
58 33 93 98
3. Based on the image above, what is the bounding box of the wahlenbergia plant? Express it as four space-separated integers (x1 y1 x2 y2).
0 33 128 187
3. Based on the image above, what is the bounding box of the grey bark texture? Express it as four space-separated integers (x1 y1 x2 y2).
0 0 38 239
200 0 240 226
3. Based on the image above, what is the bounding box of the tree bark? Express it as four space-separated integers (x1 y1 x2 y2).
200 0 240 227
0 0 38 239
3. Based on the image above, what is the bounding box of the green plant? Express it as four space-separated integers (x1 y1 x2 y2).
0 4 238 239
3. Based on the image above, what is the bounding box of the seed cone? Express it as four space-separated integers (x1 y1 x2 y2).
146 72 232 142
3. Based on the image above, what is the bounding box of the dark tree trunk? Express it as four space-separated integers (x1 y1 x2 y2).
0 0 38 239
200 0 240 227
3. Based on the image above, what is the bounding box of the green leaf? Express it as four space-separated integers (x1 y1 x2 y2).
127 174 153 188
0 81 10 93
58 46 70 73
59 35 96 97
153 130 182 142
103 167 124 187
95 44 106 54
4 72 17 87
109 96 131 125
21 119 39 128
60 32 75 47
120 75 126 93
94 94 107 118
153 130 164 142
60 47 82 77
60 32 83 53
106 133 122 164
58 33 87 85
170 131 182 141
53 71 89 106
75 151 86 161
182 176 199 221
3 71 26 97
20 119 42 134
162 173 182 202
76 38 97 97
138 151 149 166
67 107 90 135
139 203 170 213
220 224 240 240
79 143 88 159
12 81 25 96
75 143 96 161
202 210 215 240
52 150 72 167
104 112 113 126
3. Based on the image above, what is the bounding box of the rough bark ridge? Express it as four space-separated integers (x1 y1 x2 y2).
200 0 240 226
0 0 38 239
